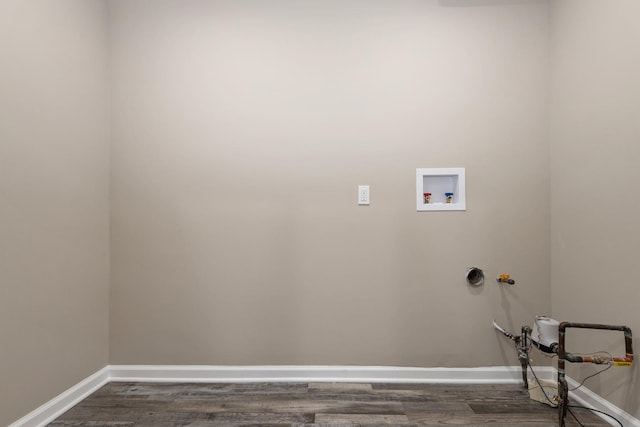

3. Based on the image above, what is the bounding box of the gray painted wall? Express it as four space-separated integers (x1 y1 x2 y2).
6 0 640 424
109 0 550 366
550 0 640 419
0 1 110 425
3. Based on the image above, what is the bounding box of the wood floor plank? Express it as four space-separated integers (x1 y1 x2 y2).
48 422 135 427
47 382 612 427
206 411 314 424
98 397 403 416
470 401 555 414
403 401 475 414
308 382 373 392
406 412 558 426
314 413 410 425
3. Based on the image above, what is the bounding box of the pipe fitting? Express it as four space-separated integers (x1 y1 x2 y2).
497 274 515 285
466 267 485 286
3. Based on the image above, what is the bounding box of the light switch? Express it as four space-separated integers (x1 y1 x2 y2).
358 185 370 205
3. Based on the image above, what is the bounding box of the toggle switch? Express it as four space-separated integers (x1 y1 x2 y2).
358 185 370 205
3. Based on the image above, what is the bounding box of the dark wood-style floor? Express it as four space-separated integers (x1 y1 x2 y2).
48 382 611 426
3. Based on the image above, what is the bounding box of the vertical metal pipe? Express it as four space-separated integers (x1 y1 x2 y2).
557 322 568 427
519 325 531 390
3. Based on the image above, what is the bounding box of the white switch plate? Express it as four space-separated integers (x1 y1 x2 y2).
358 185 370 205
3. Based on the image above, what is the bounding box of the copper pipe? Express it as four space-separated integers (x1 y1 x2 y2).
557 322 634 427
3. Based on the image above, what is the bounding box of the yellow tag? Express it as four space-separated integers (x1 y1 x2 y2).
614 361 632 367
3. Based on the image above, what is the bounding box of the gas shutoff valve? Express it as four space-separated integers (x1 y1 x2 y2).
497 274 515 285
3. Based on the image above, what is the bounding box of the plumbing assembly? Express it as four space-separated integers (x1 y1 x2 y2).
465 267 516 286
464 266 633 425
494 317 634 427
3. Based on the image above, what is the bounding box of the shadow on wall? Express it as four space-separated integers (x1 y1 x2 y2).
440 0 545 7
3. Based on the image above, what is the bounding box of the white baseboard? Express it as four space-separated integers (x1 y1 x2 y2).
108 364 535 384
10 365 639 427
8 367 110 427
567 376 640 427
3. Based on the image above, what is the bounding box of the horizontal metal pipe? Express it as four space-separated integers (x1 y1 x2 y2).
557 322 634 427
559 322 634 364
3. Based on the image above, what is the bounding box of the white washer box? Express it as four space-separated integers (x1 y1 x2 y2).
416 168 466 211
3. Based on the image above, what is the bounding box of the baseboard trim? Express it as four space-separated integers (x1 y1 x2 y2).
8 366 110 427
567 376 640 427
108 364 536 384
10 365 639 427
